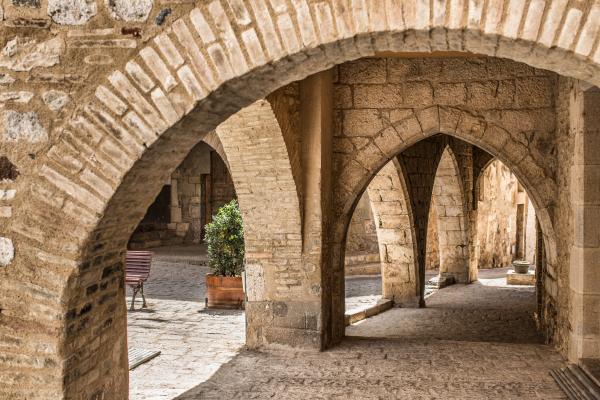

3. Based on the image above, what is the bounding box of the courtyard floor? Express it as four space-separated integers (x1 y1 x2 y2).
128 247 565 400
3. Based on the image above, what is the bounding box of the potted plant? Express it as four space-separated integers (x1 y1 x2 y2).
204 200 245 309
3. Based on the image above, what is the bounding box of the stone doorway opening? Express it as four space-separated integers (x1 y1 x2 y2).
125 143 244 400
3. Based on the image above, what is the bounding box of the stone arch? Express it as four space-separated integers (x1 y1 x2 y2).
215 99 303 313
333 110 559 339
473 154 497 207
202 130 230 169
431 146 470 284
2 2 599 397
334 106 558 272
366 158 419 307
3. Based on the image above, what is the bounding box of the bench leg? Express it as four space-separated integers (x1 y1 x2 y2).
130 285 139 311
140 282 147 308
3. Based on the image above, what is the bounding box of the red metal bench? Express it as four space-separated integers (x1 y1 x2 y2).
125 251 152 310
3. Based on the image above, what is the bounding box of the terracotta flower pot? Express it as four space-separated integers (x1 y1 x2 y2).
205 274 245 309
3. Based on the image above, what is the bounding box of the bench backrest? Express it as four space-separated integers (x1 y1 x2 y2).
125 251 153 282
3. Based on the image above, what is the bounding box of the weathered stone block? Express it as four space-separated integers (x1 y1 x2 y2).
343 109 383 136
0 189 16 200
434 82 467 105
12 0 40 7
354 84 403 108
106 0 153 22
47 0 97 25
42 90 70 111
403 82 434 106
0 237 14 266
507 270 535 285
0 37 63 71
2 111 47 142
339 58 386 84
245 263 265 301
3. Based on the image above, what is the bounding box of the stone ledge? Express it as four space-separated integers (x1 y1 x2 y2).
345 299 393 326
507 270 535 285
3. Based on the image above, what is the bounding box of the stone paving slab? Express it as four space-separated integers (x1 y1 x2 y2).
128 249 564 400
127 255 246 400
173 338 565 399
127 251 386 400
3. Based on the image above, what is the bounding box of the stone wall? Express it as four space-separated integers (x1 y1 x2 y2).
426 201 439 270
129 141 235 249
210 149 235 216
329 55 563 339
2 1 600 396
345 190 380 274
332 56 558 273
476 159 537 269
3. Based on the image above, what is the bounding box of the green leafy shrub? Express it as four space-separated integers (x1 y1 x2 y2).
205 200 245 276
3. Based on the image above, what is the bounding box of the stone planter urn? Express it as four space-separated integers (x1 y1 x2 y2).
205 274 245 309
512 260 530 274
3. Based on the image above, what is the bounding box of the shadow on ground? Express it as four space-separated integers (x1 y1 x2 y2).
172 336 564 400
347 281 543 344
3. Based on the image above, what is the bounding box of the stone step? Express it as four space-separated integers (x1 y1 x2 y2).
345 299 393 326
551 364 600 400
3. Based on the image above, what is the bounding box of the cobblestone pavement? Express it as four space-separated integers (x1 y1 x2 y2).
344 275 382 312
174 338 564 399
129 249 564 399
127 248 245 400
347 267 542 343
344 270 440 312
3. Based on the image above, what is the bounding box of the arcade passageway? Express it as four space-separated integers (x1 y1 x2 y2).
170 269 564 400
3 2 600 399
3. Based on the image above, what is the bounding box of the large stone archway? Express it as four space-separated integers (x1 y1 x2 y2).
1 2 600 398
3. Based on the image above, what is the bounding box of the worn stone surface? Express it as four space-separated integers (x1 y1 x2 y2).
2 2 600 398
0 91 33 103
173 338 565 399
0 236 14 266
126 253 245 400
12 0 41 7
0 36 63 71
0 74 15 85
349 268 542 343
47 0 98 25
2 111 47 142
42 90 70 111
106 0 153 22
175 272 564 399
0 156 19 181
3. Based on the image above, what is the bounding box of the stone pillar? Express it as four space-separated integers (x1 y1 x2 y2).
170 177 181 223
367 159 419 307
569 84 600 361
299 70 335 347
397 138 445 305
433 145 471 284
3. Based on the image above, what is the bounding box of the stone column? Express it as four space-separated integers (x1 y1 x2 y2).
367 159 420 307
570 83 600 361
170 177 181 223
299 70 336 347
397 137 445 305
